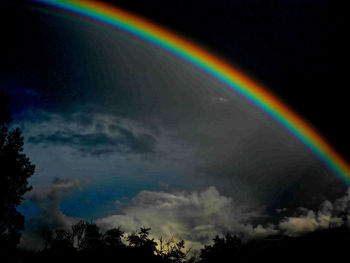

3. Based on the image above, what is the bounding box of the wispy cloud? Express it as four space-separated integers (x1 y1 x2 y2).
24 111 158 156
27 129 156 155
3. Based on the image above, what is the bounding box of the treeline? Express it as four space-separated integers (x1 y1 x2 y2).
7 221 350 263
10 220 193 263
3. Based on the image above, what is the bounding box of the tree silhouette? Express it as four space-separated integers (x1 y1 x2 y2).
103 226 124 249
49 229 74 252
198 233 241 263
79 221 103 251
14 218 350 263
0 89 35 253
39 222 163 263
158 237 189 263
127 227 158 253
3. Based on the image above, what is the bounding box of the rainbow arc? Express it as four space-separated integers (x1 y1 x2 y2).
36 0 350 183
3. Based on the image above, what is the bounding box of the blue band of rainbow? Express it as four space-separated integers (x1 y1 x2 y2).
34 0 350 183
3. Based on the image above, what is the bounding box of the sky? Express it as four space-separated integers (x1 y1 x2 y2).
104 0 347 160
1 0 348 252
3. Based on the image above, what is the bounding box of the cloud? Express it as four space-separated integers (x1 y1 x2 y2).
20 109 199 174
29 177 85 202
333 188 350 213
97 187 350 250
97 186 267 250
20 183 350 252
278 188 350 236
24 111 158 156
279 210 321 235
251 224 278 238
20 178 87 250
27 129 156 155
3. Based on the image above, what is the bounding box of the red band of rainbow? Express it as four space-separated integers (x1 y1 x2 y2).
35 0 350 183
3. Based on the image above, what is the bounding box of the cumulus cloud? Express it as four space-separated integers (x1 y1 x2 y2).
19 174 350 251
251 224 278 238
278 188 350 236
96 187 350 250
97 186 268 250
20 178 87 250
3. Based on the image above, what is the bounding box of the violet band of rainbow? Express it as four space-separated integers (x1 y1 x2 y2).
35 0 350 183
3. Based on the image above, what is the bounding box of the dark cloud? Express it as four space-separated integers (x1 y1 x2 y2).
27 125 157 156
20 178 87 250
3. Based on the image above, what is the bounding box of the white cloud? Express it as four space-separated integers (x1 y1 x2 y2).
278 189 350 236
97 186 264 250
19 177 350 252
97 186 350 248
251 224 278 238
279 210 319 235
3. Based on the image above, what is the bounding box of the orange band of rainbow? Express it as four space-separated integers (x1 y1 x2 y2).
35 0 350 183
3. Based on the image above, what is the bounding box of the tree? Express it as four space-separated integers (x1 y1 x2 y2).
127 227 158 253
78 221 103 251
158 237 190 263
103 226 124 249
0 89 35 251
198 233 242 263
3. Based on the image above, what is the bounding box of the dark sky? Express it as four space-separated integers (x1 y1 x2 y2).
2 0 346 160
1 0 348 250
103 0 347 161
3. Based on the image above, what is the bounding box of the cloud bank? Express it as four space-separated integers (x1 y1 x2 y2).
20 177 350 252
97 186 264 249
20 178 87 250
279 188 350 236
97 186 350 249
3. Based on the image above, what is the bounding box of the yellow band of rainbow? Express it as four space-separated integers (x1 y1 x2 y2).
35 0 350 183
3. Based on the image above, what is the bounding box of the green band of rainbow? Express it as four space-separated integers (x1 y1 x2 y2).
35 0 350 183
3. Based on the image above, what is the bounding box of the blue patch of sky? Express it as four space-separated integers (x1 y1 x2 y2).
17 201 40 218
2 82 56 120
60 171 198 219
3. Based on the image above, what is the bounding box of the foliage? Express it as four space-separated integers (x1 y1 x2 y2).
157 237 190 263
127 227 157 253
198 233 241 263
12 222 350 263
103 226 124 249
0 89 35 252
28 220 193 263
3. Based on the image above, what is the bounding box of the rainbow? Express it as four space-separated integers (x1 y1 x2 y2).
35 0 350 182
